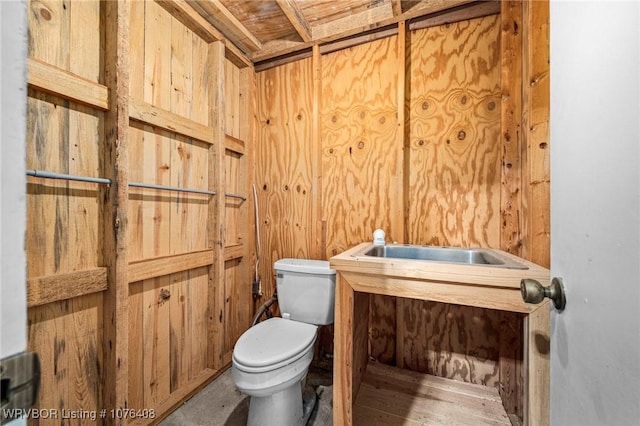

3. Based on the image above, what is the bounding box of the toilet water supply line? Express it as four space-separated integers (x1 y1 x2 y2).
252 183 262 299
251 183 278 326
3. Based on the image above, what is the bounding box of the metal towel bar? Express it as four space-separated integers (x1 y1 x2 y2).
26 169 246 200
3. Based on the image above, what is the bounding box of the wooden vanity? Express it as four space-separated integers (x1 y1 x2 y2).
329 243 551 426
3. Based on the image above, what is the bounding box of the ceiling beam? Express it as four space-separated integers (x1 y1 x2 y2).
311 1 394 41
187 0 263 53
276 0 313 43
156 0 251 67
156 0 224 43
253 0 489 66
391 0 403 17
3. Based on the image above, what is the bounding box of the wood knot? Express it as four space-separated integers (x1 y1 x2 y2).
487 101 496 111
421 101 429 110
159 288 171 302
457 130 466 140
39 6 52 21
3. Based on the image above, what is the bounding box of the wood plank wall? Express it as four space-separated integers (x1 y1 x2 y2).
24 0 255 424
26 1 105 421
254 3 549 424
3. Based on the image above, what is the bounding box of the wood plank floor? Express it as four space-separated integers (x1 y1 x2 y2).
354 363 511 426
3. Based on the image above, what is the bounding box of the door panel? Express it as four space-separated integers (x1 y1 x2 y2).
550 2 640 425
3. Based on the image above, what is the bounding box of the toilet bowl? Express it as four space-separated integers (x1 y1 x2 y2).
231 259 336 426
232 318 317 425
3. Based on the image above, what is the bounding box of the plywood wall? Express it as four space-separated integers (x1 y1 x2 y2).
322 36 403 365
24 0 255 423
400 14 504 386
255 57 316 301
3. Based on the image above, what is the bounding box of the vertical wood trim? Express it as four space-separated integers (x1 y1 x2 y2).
312 45 323 259
395 21 407 369
102 0 130 421
500 0 523 257
208 40 226 371
522 0 550 268
524 304 550 426
239 65 255 331
333 273 354 426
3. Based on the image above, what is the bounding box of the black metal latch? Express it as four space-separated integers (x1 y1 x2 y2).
0 352 41 423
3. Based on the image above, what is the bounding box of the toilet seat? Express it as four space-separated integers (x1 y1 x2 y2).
232 318 317 374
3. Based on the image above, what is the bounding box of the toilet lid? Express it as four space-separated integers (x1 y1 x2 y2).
233 318 317 369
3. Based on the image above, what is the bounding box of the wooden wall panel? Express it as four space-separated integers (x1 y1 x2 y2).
28 295 103 426
25 0 253 422
255 58 315 300
400 15 503 387
223 259 250 355
225 152 242 245
225 59 241 138
321 37 401 365
321 36 401 255
221 58 253 362
127 0 215 413
131 269 210 407
407 16 502 248
26 0 103 278
522 0 550 268
26 1 104 424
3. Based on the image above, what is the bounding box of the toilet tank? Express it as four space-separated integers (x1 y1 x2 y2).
274 259 336 325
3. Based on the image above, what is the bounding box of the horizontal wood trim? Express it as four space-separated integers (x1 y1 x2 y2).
408 0 501 31
224 134 245 155
224 244 244 261
254 48 313 72
340 271 544 313
331 243 550 290
224 43 253 68
319 25 398 56
27 267 108 308
129 367 221 426
27 58 109 110
128 249 214 283
222 351 232 366
129 98 214 144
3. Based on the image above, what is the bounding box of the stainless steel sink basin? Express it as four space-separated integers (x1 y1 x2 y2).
354 244 528 270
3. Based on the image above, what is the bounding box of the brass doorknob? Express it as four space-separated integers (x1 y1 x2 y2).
520 277 566 311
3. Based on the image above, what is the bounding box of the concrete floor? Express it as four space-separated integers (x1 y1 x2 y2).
160 367 333 426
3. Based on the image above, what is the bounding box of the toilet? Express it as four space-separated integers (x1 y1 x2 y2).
231 259 336 426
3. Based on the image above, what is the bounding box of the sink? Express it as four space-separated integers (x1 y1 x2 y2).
353 244 528 270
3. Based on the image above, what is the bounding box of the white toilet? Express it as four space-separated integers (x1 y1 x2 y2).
231 259 336 426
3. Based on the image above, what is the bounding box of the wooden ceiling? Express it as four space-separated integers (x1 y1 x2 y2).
178 0 500 65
